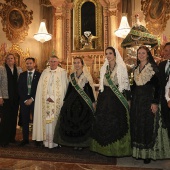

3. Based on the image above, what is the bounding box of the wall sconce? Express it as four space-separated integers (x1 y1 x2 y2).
114 13 130 38
34 21 52 43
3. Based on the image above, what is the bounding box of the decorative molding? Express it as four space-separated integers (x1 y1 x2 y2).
55 14 63 20
109 10 117 16
141 0 170 35
103 14 109 49
0 0 33 44
9 44 30 69
40 0 52 7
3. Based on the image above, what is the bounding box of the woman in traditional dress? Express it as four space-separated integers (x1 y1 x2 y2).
130 46 170 164
53 56 96 150
90 46 131 156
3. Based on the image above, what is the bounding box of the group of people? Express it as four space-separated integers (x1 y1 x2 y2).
0 43 170 164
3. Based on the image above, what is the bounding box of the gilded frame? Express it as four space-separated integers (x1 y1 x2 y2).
0 0 33 43
8 8 25 30
73 0 103 51
9 44 30 69
141 0 170 35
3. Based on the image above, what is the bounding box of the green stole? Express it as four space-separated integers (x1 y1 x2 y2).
70 73 95 113
105 72 129 112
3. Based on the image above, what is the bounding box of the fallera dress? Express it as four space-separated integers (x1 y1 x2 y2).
53 72 95 147
90 65 131 156
130 63 170 160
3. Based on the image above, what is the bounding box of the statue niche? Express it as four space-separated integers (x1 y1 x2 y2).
80 1 98 50
73 0 103 51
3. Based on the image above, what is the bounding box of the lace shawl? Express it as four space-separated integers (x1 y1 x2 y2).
134 63 155 86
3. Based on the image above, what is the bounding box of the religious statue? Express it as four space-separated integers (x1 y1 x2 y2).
80 31 98 50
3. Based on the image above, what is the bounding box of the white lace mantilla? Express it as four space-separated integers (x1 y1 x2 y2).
99 48 130 92
134 63 155 86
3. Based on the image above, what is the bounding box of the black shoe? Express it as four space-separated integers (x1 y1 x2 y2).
144 158 151 164
19 140 29 147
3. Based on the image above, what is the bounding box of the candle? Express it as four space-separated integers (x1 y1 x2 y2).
72 57 73 65
66 57 68 72
94 56 96 72
99 56 101 71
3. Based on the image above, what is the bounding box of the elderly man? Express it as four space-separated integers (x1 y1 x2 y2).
32 55 68 148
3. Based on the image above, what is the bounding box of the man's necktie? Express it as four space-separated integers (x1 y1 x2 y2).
27 72 32 95
166 61 170 76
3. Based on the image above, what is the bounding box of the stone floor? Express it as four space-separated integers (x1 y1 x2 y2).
117 157 170 170
0 157 169 170
0 127 169 170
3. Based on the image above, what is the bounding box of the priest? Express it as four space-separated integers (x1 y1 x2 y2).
32 55 68 148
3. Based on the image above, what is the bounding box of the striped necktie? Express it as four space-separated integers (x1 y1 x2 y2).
166 61 170 76
27 72 32 95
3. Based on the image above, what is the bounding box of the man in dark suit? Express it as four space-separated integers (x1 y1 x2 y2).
159 42 170 138
18 57 41 146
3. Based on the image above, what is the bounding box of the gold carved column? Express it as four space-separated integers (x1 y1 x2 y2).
50 0 73 63
65 3 73 63
103 6 109 50
108 0 120 48
99 0 120 50
55 7 65 61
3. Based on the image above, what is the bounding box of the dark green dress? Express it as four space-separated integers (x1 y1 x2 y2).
90 73 131 157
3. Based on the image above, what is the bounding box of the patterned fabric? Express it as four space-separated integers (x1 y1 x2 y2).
134 63 155 86
121 25 158 48
90 86 131 157
0 66 22 98
32 67 68 149
27 72 32 95
41 70 62 139
131 66 170 160
99 48 130 93
166 61 170 76
53 79 95 147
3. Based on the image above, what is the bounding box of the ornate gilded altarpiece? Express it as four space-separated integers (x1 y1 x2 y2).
50 0 119 82
0 0 33 43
